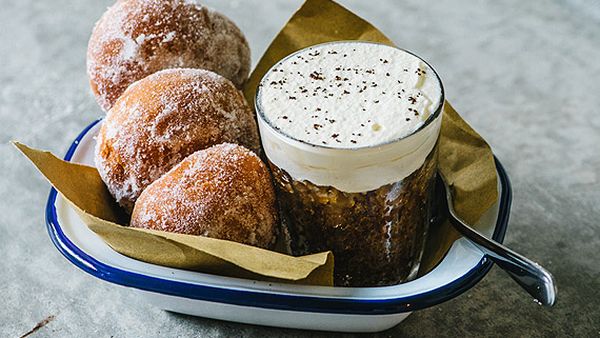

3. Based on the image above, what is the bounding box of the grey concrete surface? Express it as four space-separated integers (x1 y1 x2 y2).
1 0 599 336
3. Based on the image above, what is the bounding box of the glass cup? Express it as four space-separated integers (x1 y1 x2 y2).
256 42 444 287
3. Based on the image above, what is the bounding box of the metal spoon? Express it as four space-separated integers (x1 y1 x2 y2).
440 176 557 306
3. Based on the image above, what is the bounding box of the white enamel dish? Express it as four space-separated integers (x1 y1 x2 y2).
45 119 512 333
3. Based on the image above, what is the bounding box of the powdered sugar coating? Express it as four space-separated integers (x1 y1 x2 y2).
95 68 260 213
87 0 251 111
131 143 277 249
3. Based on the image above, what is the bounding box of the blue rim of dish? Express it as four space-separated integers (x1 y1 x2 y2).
45 119 512 315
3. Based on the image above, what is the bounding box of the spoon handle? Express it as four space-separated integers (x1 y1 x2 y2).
443 184 557 306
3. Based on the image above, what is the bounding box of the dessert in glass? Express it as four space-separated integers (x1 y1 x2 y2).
256 41 444 286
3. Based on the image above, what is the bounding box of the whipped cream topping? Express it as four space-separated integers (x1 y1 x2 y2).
257 41 442 148
256 42 444 192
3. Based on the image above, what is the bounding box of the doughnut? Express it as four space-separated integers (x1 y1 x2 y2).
87 0 251 111
131 143 277 249
95 68 260 213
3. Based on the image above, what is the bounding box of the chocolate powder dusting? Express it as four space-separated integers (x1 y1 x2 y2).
258 42 442 148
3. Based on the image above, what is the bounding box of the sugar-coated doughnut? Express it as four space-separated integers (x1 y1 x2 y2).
131 143 277 249
95 68 260 213
87 0 250 111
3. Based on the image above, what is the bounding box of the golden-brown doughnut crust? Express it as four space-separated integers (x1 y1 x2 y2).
87 0 251 111
95 68 260 213
131 143 277 249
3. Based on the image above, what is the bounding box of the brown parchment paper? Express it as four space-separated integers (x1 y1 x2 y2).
14 142 333 286
243 0 499 274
